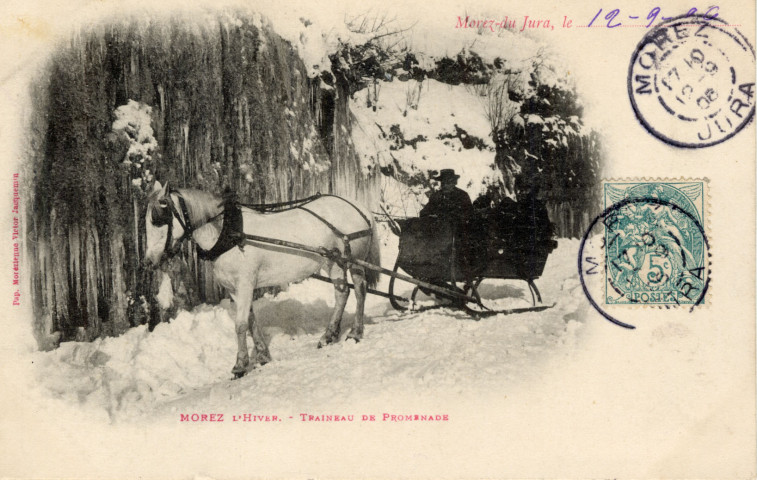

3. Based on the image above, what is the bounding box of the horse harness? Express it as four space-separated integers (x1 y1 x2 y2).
152 191 373 264
295 199 372 263
150 191 193 259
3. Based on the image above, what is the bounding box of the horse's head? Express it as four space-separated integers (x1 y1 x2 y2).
144 180 183 267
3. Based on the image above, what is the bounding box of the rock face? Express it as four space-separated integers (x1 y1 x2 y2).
25 11 378 344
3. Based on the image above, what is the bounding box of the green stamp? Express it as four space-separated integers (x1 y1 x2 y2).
602 181 709 306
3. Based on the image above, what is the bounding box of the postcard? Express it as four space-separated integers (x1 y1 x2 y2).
0 0 754 478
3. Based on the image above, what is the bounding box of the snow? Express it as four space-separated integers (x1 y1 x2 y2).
155 272 174 309
112 100 157 165
28 239 587 422
351 78 501 213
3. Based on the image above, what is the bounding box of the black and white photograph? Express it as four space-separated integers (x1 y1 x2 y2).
0 0 754 478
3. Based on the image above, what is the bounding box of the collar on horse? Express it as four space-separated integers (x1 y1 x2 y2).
160 189 244 262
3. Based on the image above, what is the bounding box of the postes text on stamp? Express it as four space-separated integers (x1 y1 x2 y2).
628 15 755 148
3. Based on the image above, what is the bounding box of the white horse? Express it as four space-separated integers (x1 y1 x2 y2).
144 181 380 377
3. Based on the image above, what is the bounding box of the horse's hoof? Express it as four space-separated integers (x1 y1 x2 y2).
317 333 338 348
231 358 250 377
346 326 363 343
346 334 361 343
255 352 272 366
232 370 246 380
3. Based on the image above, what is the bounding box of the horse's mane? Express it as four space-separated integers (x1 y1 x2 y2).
175 188 224 226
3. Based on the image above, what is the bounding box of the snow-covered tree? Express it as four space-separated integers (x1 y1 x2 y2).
112 100 158 191
498 81 602 237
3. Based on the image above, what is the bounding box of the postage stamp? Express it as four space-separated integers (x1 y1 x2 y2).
628 14 756 148
579 180 710 329
602 181 709 305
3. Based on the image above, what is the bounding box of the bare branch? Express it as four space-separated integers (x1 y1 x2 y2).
468 72 521 137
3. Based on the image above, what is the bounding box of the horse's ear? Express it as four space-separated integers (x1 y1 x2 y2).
150 180 168 198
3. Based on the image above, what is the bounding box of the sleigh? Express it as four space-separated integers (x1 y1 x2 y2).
387 209 557 313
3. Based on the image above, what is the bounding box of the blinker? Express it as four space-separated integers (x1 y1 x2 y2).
151 201 172 226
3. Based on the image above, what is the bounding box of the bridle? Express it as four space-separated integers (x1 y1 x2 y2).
149 190 196 261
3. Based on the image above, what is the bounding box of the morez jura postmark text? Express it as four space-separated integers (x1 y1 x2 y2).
579 181 710 329
629 15 755 148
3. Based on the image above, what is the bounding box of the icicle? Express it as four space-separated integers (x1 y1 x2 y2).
182 121 189 183
86 225 99 336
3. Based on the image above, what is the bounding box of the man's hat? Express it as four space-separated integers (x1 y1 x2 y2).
433 169 460 182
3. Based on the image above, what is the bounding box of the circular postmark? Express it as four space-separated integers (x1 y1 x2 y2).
578 197 710 329
628 14 755 148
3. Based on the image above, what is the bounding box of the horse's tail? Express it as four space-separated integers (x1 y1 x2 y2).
365 216 381 289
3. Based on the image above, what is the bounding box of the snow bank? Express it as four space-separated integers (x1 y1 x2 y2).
32 306 237 419
31 240 587 421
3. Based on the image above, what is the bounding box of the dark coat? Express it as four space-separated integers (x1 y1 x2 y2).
419 186 473 222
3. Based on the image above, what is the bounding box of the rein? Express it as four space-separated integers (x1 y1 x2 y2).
240 192 373 260
239 194 324 212
155 190 372 265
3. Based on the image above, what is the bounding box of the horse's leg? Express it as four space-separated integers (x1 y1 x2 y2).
231 279 254 377
248 303 271 366
346 266 366 342
318 262 349 348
